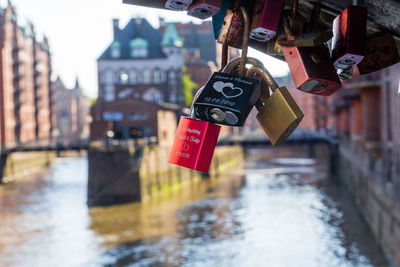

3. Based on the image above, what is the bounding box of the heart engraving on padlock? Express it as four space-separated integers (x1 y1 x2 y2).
213 81 243 98
182 142 190 151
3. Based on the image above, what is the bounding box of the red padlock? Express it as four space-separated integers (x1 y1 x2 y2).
331 5 367 70
168 115 221 173
250 0 284 42
282 44 342 96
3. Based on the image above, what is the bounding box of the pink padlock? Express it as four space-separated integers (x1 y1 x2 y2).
168 115 220 173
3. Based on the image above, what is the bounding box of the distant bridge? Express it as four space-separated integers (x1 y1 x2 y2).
0 142 89 155
217 128 339 146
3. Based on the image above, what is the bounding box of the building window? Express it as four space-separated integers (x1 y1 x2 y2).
130 37 149 58
169 93 177 103
142 69 151 84
128 112 149 121
110 41 121 58
104 85 115 102
169 71 176 79
142 88 163 104
132 47 148 57
102 69 113 84
118 88 133 99
130 69 137 84
118 70 129 84
153 69 162 84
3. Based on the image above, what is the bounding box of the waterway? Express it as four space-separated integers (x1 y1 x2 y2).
0 146 390 266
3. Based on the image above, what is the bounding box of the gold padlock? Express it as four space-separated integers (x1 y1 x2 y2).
246 65 304 145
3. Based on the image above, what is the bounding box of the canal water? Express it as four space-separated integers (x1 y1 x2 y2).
0 146 390 267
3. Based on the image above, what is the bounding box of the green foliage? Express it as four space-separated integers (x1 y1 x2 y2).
182 70 198 107
90 99 97 107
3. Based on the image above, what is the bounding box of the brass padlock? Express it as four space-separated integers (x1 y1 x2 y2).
246 65 304 145
217 2 250 49
278 2 332 47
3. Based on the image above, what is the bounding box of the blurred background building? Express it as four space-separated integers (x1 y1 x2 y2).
90 17 229 144
0 2 53 149
53 76 90 147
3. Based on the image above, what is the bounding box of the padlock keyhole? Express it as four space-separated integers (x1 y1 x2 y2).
311 53 321 64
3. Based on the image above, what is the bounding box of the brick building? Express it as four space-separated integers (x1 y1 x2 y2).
54 77 90 146
91 17 221 144
0 2 53 150
332 64 400 144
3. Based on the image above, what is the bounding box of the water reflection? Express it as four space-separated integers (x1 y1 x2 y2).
0 146 390 267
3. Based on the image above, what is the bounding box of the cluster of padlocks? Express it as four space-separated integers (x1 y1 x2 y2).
124 0 400 173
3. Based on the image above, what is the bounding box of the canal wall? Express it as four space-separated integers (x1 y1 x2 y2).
338 141 400 266
87 145 244 206
0 151 56 183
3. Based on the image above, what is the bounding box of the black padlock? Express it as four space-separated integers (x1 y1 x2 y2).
193 61 260 126
195 11 260 127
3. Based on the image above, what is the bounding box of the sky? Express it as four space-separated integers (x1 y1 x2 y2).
1 0 289 99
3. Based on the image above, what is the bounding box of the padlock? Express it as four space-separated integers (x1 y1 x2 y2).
282 44 342 96
188 0 222 19
247 8 287 58
217 10 244 48
249 0 284 42
246 65 304 145
217 3 250 48
168 114 221 173
193 61 260 126
358 32 400 75
212 0 233 39
331 5 367 70
278 2 332 47
196 16 260 127
165 0 193 10
219 6 249 70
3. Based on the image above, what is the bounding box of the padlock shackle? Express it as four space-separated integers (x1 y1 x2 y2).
282 16 292 40
238 6 250 76
254 99 264 112
308 2 321 31
221 44 229 70
245 67 272 103
189 86 204 118
233 0 240 11
219 7 250 75
246 66 279 92
291 0 298 18
222 56 264 74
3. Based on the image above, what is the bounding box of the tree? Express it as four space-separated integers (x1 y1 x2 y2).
182 67 198 107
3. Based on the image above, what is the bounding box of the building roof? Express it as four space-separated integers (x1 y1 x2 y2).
174 21 216 63
98 18 167 60
73 77 81 90
161 23 181 47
